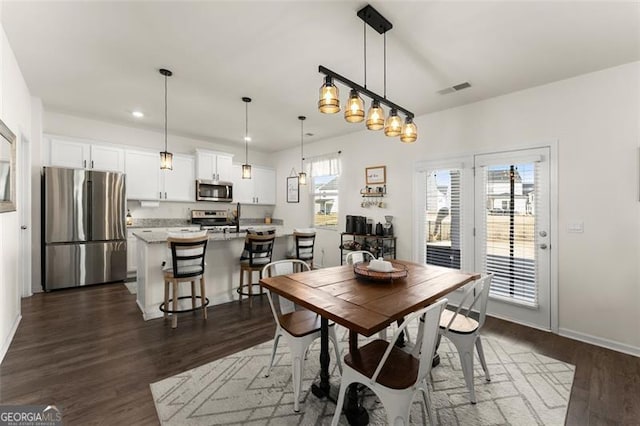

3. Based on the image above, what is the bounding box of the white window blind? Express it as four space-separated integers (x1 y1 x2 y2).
309 153 340 229
425 168 462 269
479 162 539 306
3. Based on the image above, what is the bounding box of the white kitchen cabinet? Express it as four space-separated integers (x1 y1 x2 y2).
126 150 195 202
196 149 233 182
49 137 124 172
231 164 276 205
125 150 161 200
127 231 137 274
161 154 195 202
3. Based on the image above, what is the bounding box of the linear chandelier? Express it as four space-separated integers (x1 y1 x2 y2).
317 4 417 143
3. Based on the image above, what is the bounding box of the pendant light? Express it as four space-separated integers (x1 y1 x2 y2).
298 116 307 185
318 76 340 114
366 99 385 130
400 117 418 143
384 108 402 137
159 68 173 170
344 89 365 123
241 97 252 179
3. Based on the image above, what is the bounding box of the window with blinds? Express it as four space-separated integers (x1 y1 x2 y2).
425 168 462 269
479 162 538 306
309 154 340 229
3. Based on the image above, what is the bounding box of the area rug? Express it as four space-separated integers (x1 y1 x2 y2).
150 326 574 425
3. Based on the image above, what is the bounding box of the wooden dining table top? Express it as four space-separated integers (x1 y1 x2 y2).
259 260 480 337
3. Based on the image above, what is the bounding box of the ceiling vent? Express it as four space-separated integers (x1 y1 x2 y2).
437 81 472 95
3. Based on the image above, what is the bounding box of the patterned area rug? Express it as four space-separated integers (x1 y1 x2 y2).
150 326 574 425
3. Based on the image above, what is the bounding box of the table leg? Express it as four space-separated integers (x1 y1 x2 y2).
311 317 331 398
345 330 369 426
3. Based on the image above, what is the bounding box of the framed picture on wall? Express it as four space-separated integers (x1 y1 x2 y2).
287 176 299 203
365 165 386 185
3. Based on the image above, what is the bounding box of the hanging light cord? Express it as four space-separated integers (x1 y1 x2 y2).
245 101 249 163
363 21 367 89
383 32 387 99
300 120 304 171
164 73 168 151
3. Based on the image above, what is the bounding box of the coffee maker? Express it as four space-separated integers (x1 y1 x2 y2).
383 215 394 236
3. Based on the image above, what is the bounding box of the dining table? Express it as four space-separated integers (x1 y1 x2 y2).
259 259 480 425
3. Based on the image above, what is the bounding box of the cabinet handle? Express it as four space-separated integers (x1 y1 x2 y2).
165 192 167 199
91 160 94 169
83 160 87 168
159 191 162 199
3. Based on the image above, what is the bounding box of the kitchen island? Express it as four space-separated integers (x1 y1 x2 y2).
134 227 293 320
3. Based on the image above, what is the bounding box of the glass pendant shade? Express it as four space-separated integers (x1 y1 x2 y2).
242 164 252 179
160 151 173 170
344 89 365 123
384 109 402 137
298 171 307 185
126 209 133 226
366 100 385 130
318 76 340 114
400 117 418 143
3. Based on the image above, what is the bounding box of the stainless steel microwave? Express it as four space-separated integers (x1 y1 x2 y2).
196 180 233 202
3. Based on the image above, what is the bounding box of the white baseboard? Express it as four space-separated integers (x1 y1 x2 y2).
0 314 22 365
559 327 640 358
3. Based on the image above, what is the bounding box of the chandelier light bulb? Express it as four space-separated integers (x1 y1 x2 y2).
366 100 385 130
400 117 418 143
384 108 402 137
318 76 340 114
344 89 365 123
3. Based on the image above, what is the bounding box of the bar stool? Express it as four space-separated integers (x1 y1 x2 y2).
160 233 209 328
288 229 316 270
238 231 276 308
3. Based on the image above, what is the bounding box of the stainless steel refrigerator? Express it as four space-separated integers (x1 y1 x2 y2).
43 166 127 290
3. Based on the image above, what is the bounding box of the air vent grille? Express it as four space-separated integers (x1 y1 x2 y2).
437 81 472 95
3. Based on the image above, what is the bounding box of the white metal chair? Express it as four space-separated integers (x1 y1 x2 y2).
439 273 494 404
331 299 448 426
262 259 343 412
344 250 375 265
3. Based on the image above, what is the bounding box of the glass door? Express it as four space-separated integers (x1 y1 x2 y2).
475 147 551 330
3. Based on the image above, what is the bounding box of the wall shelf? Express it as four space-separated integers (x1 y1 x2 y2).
340 233 396 265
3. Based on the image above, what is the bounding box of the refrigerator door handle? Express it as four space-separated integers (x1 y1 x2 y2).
87 180 93 240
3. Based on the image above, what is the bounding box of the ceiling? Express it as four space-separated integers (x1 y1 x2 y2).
2 1 639 152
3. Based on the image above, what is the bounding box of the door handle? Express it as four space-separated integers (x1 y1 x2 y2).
539 230 547 237
539 243 548 250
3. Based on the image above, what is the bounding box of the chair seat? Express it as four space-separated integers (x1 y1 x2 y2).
345 339 419 390
163 265 204 278
439 308 479 334
279 310 328 338
240 257 272 266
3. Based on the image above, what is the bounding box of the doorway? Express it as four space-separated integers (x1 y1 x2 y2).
18 134 31 297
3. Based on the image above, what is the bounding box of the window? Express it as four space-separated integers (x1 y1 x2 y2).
308 154 340 229
425 168 462 269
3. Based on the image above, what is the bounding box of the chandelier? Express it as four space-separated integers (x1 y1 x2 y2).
317 5 417 143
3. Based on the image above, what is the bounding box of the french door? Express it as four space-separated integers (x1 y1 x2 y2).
474 147 551 330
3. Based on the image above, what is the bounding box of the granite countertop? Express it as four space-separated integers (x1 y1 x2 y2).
133 226 293 244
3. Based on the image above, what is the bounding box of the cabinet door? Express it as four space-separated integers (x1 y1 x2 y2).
231 164 254 203
196 151 216 180
163 154 195 202
253 167 276 204
91 145 125 172
50 138 90 169
127 235 137 273
216 154 233 181
125 150 160 200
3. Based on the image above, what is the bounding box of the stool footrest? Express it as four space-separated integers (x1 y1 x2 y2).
160 295 210 314
237 283 265 298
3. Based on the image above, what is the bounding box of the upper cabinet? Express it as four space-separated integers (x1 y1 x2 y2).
231 164 276 205
125 150 195 202
49 137 124 172
195 149 233 182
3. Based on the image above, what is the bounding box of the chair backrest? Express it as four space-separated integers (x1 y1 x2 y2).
241 232 276 266
442 273 494 332
294 231 316 261
370 298 448 388
344 250 375 265
262 260 311 319
166 234 208 278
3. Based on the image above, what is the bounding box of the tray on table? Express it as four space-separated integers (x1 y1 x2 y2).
353 261 408 282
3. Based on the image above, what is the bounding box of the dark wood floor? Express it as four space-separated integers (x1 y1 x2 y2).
1 284 638 425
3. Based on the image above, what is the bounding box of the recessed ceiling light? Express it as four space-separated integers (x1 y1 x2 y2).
132 111 144 118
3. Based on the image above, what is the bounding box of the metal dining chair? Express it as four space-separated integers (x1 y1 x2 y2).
262 259 343 412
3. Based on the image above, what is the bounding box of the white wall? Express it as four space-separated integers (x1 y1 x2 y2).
273 62 640 355
0 20 33 362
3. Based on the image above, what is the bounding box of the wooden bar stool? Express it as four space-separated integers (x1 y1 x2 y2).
238 231 276 308
160 234 209 328
288 229 316 271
